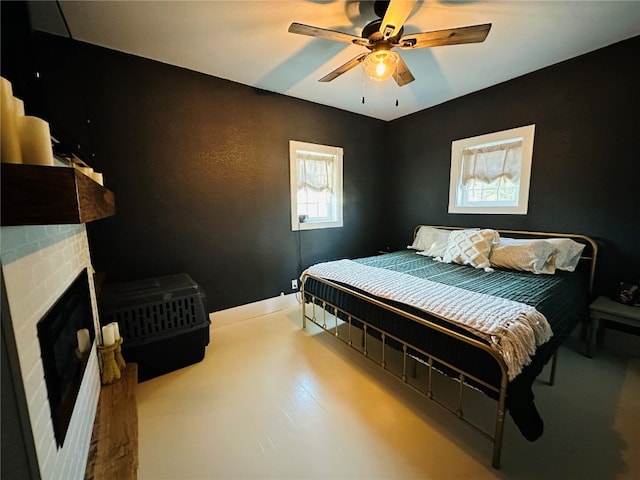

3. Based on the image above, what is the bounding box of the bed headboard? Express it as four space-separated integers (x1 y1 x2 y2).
413 225 598 294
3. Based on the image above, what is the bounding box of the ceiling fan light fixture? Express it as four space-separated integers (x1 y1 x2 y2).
363 49 399 82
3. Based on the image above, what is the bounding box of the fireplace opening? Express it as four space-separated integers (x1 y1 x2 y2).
37 268 95 447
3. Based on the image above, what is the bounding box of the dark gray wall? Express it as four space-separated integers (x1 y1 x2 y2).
10 16 639 308
385 35 640 296
32 34 387 311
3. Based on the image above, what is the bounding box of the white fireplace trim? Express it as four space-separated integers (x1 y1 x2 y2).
1 226 101 480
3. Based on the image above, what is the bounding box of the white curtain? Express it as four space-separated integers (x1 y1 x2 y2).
297 152 335 192
461 139 523 186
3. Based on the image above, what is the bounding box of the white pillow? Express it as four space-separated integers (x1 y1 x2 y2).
489 238 557 274
407 226 429 250
409 227 451 257
441 229 499 271
546 238 586 272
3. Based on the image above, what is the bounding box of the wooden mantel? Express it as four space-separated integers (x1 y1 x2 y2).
1 163 115 226
84 363 138 480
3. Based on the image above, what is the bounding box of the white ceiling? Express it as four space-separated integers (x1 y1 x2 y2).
28 1 640 121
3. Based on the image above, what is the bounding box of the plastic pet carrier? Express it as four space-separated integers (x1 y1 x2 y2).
98 273 209 381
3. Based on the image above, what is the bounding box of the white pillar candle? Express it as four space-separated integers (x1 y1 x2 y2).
76 165 93 176
101 324 115 347
76 328 91 354
109 321 120 340
0 77 22 164
89 171 104 185
16 116 54 166
14 97 25 116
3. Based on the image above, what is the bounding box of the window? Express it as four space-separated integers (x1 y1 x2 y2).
290 140 343 231
448 124 535 215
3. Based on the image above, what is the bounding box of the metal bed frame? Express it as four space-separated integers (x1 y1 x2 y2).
300 226 597 469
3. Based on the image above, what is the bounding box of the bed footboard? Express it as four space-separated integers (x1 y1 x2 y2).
301 274 509 469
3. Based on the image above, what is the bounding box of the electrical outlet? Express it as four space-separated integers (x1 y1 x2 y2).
291 279 298 290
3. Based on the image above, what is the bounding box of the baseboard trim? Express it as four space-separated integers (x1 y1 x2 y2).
210 293 300 328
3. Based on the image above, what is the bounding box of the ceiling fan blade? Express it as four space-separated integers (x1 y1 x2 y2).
398 23 492 49
380 0 417 39
318 53 368 82
288 22 368 46
394 55 415 86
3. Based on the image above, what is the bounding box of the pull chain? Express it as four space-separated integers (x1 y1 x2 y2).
395 64 399 107
361 67 365 104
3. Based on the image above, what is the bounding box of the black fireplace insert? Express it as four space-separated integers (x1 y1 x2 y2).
36 269 95 447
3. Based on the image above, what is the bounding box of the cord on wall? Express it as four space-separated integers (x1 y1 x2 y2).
295 215 308 304
296 215 306 275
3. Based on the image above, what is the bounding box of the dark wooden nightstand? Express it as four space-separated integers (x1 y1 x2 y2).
587 296 640 357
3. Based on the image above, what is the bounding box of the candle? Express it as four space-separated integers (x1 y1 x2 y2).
14 97 25 116
101 324 115 347
76 328 90 354
110 322 120 340
0 77 22 164
89 171 104 185
16 116 54 166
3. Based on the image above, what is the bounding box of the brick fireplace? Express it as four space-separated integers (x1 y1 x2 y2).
1 224 101 479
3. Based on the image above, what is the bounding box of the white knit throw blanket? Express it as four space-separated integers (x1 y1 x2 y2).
305 260 552 380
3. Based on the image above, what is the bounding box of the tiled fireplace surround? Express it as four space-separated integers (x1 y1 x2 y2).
1 224 101 479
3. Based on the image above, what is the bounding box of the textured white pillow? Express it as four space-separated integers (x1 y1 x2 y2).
409 227 451 257
442 229 499 271
546 238 586 272
489 238 557 274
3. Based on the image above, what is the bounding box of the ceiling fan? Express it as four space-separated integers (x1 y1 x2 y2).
288 0 491 86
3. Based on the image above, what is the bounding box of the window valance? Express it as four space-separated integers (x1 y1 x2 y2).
461 139 523 185
297 152 335 192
